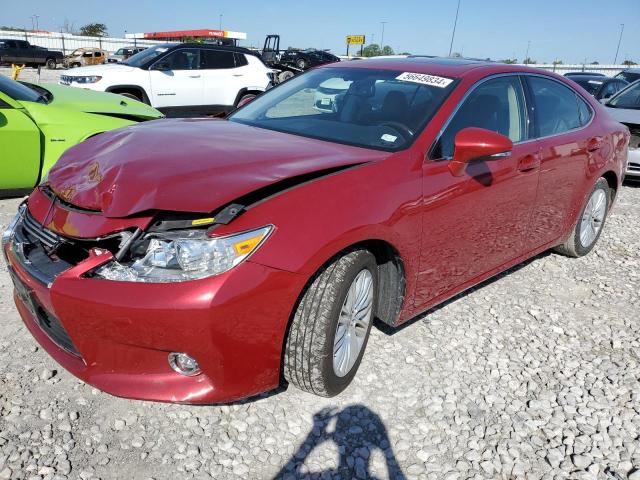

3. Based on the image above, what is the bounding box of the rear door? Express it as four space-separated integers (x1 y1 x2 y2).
523 75 597 250
200 49 243 108
148 48 203 108
415 75 541 307
0 94 41 190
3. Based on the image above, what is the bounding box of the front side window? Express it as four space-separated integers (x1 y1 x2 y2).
431 76 527 159
200 49 236 69
528 76 582 137
229 67 457 151
123 44 174 68
161 49 200 70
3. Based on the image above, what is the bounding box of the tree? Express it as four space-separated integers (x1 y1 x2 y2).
362 44 381 57
79 23 107 37
451 52 463 58
500 58 518 64
381 45 394 56
552 59 563 65
523 57 536 65
590 61 600 65
61 18 77 34
623 59 637 66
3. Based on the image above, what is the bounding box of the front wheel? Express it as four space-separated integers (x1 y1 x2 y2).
555 177 610 257
284 250 377 397
45 58 57 70
296 58 308 70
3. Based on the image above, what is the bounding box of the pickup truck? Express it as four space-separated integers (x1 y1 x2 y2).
0 39 63 69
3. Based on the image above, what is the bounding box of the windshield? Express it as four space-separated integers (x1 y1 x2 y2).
123 44 174 67
0 75 46 103
228 67 458 151
608 80 640 109
574 78 603 95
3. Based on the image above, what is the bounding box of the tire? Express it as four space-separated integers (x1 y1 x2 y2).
284 249 378 397
296 58 308 70
235 93 256 108
278 70 294 83
555 177 610 257
45 58 57 70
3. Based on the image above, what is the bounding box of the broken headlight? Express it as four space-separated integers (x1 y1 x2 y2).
94 226 272 282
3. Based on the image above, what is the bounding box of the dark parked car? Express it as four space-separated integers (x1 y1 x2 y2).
615 68 640 84
570 75 628 101
603 80 640 179
2 58 628 404
280 48 340 70
0 39 63 69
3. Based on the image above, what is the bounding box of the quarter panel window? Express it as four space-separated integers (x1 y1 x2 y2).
528 76 582 137
432 76 527 159
576 95 593 127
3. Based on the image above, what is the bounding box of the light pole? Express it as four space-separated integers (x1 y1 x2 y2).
614 23 624 64
380 21 387 53
34 15 39 30
29 16 35 30
448 0 461 57
524 40 531 64
219 14 223 31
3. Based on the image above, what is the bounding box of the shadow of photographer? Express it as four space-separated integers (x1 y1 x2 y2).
274 404 406 479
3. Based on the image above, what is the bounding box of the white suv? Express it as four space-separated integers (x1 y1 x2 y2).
59 44 272 116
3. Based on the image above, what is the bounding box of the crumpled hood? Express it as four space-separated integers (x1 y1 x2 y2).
46 119 388 217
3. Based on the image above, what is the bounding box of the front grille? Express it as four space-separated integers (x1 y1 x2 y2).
22 211 64 250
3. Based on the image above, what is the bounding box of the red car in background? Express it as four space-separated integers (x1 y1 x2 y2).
2 58 629 404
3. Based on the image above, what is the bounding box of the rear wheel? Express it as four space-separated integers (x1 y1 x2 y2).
296 58 308 70
555 177 610 257
278 70 294 83
45 58 57 70
284 250 377 397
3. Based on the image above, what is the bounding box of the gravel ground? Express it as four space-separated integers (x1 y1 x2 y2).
1 183 639 480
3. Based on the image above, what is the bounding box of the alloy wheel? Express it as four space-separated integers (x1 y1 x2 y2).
579 188 607 248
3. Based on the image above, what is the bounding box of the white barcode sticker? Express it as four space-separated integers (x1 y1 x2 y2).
381 134 397 142
396 72 453 88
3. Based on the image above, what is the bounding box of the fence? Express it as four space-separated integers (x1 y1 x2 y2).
0 29 165 55
524 64 626 77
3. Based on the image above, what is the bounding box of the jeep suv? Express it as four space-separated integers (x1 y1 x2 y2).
59 43 272 116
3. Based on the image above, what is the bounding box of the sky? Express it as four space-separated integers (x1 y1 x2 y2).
3 0 639 64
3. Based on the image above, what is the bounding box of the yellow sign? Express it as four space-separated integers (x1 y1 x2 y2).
346 35 365 45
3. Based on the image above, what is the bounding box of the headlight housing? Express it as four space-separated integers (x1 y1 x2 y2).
94 225 272 282
72 75 102 84
2 204 26 252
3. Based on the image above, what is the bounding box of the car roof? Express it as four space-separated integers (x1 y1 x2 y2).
175 42 257 56
621 68 640 73
322 56 549 78
571 75 610 83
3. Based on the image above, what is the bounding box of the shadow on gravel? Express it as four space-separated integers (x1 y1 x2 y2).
274 404 406 480
375 251 552 336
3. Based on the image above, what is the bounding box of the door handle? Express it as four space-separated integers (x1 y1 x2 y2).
587 138 602 152
232 74 244 77
518 154 540 172
189 75 201 78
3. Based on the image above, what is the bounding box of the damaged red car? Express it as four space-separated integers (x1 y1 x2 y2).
2 58 629 404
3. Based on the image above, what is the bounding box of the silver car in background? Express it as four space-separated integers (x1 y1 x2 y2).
107 46 147 63
604 80 640 179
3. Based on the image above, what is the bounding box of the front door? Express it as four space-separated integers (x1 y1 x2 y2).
149 48 203 108
414 75 541 309
0 97 41 190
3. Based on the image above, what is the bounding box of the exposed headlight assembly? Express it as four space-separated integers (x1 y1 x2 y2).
2 204 26 253
95 226 272 282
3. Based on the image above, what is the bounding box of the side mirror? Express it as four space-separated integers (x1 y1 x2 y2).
448 127 513 177
152 61 171 71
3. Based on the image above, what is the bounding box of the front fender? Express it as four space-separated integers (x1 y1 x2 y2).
212 153 424 313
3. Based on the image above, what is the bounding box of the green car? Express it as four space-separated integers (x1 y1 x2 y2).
0 75 163 196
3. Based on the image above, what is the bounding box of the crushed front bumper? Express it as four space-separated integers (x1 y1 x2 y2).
3 200 305 404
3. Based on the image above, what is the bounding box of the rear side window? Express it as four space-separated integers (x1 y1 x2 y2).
576 95 592 127
432 76 527 159
234 53 248 67
201 49 236 69
528 76 583 137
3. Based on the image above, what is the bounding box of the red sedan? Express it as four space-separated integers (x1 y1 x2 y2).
2 58 629 403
